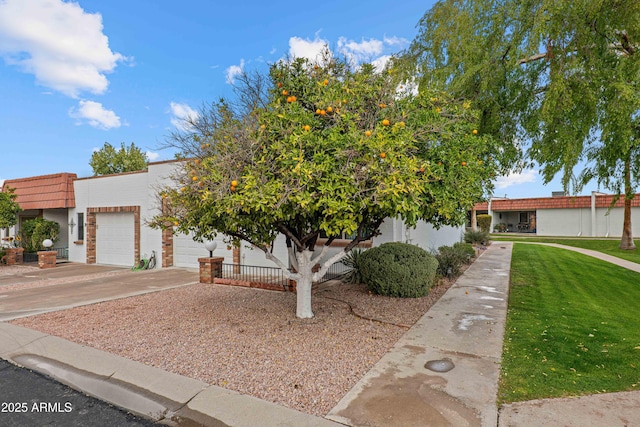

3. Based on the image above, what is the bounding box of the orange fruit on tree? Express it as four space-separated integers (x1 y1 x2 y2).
380 152 387 159
231 180 238 187
302 125 311 131
326 106 333 113
319 109 326 116
173 221 179 226
323 79 329 86
365 130 372 137
198 181 204 187
461 161 467 167
419 166 425 173
316 108 322 115
282 89 289 96
472 129 478 135
260 124 266 130
192 176 198 181
379 103 386 108
277 82 283 88
382 119 390 126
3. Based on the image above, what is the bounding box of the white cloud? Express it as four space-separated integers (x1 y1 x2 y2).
0 0 126 98
169 101 199 131
146 151 160 161
288 35 329 62
383 35 409 47
338 37 384 63
495 169 538 189
371 55 392 72
225 59 245 85
69 100 121 129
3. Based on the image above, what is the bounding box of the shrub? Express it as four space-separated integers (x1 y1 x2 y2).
477 214 492 232
341 248 365 284
435 245 461 277
359 242 438 298
20 218 60 252
0 248 5 264
435 242 476 277
453 241 475 263
464 229 489 245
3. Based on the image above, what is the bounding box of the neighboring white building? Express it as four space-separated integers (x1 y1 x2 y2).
475 192 640 237
3 160 462 270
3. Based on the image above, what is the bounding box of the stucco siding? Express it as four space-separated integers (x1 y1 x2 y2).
537 208 591 236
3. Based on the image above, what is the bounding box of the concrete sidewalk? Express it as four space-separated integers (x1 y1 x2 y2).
327 242 513 426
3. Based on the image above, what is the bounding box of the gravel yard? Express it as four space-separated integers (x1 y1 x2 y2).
10 271 458 417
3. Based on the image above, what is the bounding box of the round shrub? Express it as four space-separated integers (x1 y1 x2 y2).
359 242 439 298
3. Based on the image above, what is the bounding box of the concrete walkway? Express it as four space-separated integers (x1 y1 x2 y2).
327 242 513 427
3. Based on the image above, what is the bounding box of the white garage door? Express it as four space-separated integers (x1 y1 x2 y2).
173 232 231 268
96 212 135 266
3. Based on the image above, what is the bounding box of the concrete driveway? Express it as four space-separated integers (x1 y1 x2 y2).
0 263 199 321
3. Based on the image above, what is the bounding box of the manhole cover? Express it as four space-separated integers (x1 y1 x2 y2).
424 358 455 373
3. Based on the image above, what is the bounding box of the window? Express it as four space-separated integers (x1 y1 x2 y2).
317 228 374 248
77 213 84 240
519 212 529 223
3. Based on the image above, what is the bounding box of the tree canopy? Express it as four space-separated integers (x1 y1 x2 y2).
153 51 504 317
404 0 640 249
90 142 148 176
0 187 21 229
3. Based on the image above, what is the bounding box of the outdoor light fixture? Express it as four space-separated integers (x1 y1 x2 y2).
68 218 75 234
42 239 53 249
204 241 217 257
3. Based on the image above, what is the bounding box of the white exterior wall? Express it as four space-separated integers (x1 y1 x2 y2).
537 208 591 237
43 209 69 249
535 206 640 237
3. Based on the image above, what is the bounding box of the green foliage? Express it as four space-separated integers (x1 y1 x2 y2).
20 218 59 252
0 187 21 229
340 247 365 284
90 142 148 176
500 244 640 403
359 242 438 298
435 242 474 277
477 214 492 232
405 0 640 249
464 229 489 245
453 241 475 262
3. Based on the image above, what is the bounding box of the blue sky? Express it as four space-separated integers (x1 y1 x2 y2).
0 0 581 198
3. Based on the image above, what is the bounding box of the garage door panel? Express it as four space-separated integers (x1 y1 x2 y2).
96 213 134 266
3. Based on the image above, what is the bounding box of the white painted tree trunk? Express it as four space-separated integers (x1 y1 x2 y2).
293 249 314 318
264 246 350 319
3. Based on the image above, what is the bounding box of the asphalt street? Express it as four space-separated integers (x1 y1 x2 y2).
0 359 160 427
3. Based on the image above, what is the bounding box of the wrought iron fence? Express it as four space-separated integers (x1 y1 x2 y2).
220 263 289 288
21 247 68 263
316 261 353 284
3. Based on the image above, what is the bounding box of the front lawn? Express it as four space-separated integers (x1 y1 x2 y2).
499 243 640 403
491 236 640 264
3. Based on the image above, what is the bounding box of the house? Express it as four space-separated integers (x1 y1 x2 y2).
4 160 464 269
1 173 76 258
475 192 640 237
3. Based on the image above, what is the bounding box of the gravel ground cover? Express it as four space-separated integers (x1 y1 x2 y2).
10 268 463 416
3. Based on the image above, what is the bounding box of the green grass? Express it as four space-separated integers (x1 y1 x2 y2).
499 243 640 403
491 235 640 264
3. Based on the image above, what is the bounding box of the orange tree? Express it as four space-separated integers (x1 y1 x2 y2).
153 54 501 318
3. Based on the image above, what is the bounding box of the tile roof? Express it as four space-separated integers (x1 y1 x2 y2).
2 173 77 210
475 193 640 211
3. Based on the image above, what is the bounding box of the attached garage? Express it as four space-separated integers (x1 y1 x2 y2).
95 212 135 266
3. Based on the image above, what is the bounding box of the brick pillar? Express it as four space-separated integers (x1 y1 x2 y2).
198 257 224 284
37 251 57 268
162 226 174 268
5 248 24 265
232 246 241 274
